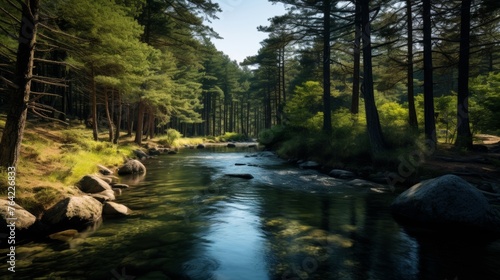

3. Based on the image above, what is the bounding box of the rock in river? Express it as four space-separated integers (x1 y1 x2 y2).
42 195 102 232
391 174 500 235
117 159 146 175
103 202 131 217
329 169 355 179
224 174 254 179
76 175 112 194
0 199 36 231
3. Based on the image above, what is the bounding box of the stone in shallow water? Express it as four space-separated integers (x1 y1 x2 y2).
103 202 131 217
224 173 254 179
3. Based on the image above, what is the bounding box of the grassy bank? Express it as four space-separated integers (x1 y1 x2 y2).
0 118 138 216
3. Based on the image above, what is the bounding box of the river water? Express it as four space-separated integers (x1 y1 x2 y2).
2 147 500 279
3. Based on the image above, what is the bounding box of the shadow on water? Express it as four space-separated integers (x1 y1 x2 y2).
1 147 499 279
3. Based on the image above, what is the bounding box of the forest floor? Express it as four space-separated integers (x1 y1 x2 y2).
420 134 500 188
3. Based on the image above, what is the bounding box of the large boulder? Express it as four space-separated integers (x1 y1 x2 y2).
117 159 146 175
0 199 36 231
41 196 102 232
76 175 112 194
391 174 500 234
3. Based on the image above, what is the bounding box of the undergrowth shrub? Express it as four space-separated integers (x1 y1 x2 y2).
157 129 183 147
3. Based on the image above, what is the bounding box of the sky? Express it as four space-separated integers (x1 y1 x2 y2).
206 0 288 64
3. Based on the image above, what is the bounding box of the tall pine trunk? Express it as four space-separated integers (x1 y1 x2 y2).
135 101 145 145
322 0 332 133
114 92 121 144
104 89 114 142
455 0 473 150
90 64 98 141
351 0 361 115
407 0 418 129
361 0 386 156
0 0 39 168
423 0 437 145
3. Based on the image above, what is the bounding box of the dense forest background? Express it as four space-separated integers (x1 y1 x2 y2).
1 0 500 168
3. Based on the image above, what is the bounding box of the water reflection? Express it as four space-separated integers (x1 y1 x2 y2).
1 148 499 279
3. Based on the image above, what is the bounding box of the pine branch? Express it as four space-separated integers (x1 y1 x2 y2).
0 6 21 23
33 57 71 66
0 75 18 89
29 106 69 125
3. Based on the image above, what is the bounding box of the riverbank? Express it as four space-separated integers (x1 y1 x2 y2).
0 117 257 217
263 129 500 191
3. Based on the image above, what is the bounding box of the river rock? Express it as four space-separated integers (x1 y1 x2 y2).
76 175 112 194
97 164 113 175
0 199 36 230
227 143 236 148
117 159 146 175
111 183 130 189
98 176 113 184
299 161 321 169
391 174 500 234
42 195 102 232
112 188 122 196
103 202 131 217
329 169 355 179
347 179 383 188
197 144 206 149
133 149 149 159
95 189 116 201
148 148 162 156
49 229 79 242
224 174 254 179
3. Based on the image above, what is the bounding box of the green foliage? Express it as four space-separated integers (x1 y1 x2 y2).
470 72 500 134
284 81 323 130
219 132 247 142
157 129 183 147
378 102 418 147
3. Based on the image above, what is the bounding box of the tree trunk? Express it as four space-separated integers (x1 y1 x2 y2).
104 89 114 142
423 0 437 145
455 0 473 150
407 0 418 129
91 64 98 141
361 0 386 156
351 0 361 115
114 92 121 144
0 0 39 169
322 0 332 133
135 101 145 145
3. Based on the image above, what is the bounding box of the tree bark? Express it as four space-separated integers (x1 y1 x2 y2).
114 92 121 144
0 0 39 169
361 0 386 156
455 0 473 150
351 0 361 115
423 0 437 145
90 64 98 141
135 101 145 145
104 89 114 142
322 0 332 133
407 0 418 129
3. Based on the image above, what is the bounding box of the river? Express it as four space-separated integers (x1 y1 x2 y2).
2 147 500 279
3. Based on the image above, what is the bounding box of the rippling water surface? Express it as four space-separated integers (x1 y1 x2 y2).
2 147 500 279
